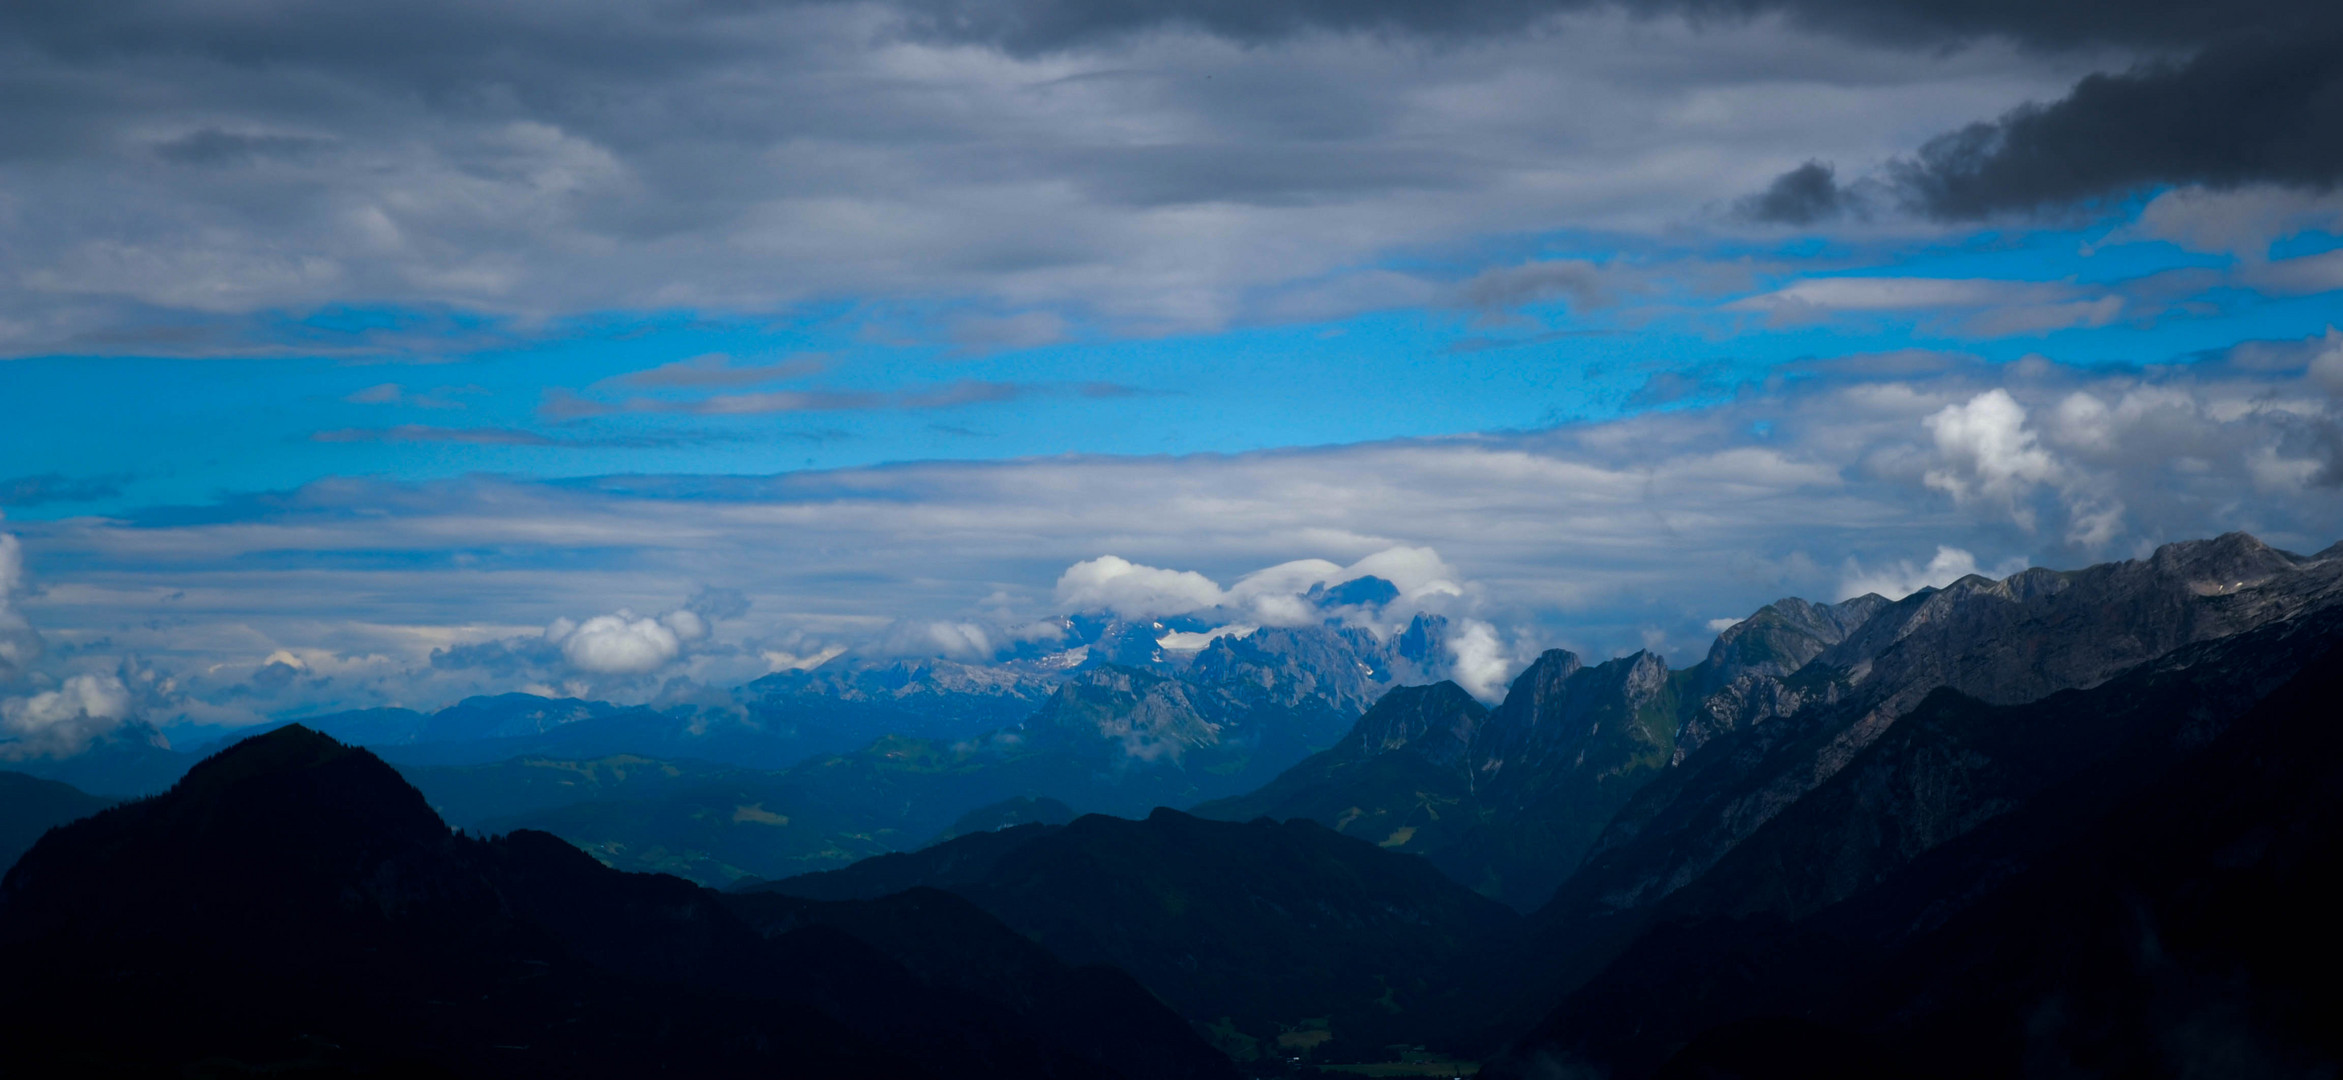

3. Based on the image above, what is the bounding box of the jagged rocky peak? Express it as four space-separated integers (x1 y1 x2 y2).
1704 595 1886 684
1800 530 2343 711
1473 649 1671 772
1188 623 1387 713
1023 664 1220 760
1352 681 1488 767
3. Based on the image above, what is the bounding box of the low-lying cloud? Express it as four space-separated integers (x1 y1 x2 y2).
1 673 133 761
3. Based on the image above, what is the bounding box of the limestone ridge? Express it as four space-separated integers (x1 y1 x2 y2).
1560 531 2343 923
1674 594 1886 759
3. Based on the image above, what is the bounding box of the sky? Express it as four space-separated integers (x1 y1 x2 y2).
5 0 2343 745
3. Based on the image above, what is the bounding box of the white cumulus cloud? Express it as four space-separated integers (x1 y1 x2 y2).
1924 389 2063 525
554 611 683 675
1055 556 1226 619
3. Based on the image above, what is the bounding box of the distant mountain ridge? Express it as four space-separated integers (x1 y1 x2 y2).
0 771 112 873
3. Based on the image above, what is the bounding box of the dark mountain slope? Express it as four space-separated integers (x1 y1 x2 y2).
0 726 1225 1079
754 807 1520 1064
0 771 112 872
1485 609 2343 1079
724 887 1234 1080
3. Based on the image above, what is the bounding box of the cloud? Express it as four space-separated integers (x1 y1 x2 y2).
0 473 129 508
1056 556 1227 619
310 424 736 448
881 0 2317 54
340 383 480 408
153 129 331 166
2114 186 2343 259
1923 389 2063 521
1736 161 1859 225
1886 29 2343 222
948 311 1070 352
314 425 558 446
7 355 2343 728
2311 332 2343 396
1455 260 1621 315
0 1 2108 354
553 611 685 675
544 380 1076 418
1839 544 2027 600
870 620 1000 662
1 673 134 760
1729 277 2124 337
0 531 43 683
1736 16 2343 226
1446 619 1513 702
606 354 831 389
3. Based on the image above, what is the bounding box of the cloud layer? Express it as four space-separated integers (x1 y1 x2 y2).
0 0 2106 354
6 345 2341 735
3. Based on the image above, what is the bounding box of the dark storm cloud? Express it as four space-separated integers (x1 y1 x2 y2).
1888 29 2343 219
1723 0 2343 223
1737 161 1851 224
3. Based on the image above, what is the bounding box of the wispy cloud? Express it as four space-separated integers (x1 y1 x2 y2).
601 353 832 389
542 379 1148 418
0 473 130 508
309 425 738 448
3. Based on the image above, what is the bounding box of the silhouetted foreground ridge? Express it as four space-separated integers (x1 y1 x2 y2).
0 725 1231 1079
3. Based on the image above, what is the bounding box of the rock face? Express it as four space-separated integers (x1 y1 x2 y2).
0 725 1228 1079
1674 594 1886 758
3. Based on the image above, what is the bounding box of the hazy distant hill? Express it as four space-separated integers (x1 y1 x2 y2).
0 771 112 872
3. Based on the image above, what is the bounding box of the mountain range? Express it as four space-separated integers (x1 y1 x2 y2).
3 534 2341 1075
